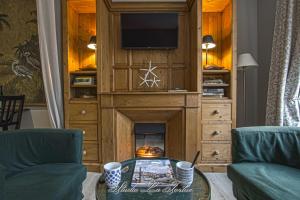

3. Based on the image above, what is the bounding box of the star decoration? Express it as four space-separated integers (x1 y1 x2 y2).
139 61 161 88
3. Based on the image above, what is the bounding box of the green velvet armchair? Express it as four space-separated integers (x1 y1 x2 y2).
0 129 87 200
228 126 300 200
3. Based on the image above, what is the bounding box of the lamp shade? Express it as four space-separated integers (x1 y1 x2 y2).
202 35 216 49
87 35 96 50
238 53 258 68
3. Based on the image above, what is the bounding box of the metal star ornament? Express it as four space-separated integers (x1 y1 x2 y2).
139 61 160 88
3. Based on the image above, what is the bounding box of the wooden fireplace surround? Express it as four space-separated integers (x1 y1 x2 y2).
101 92 200 163
63 0 237 172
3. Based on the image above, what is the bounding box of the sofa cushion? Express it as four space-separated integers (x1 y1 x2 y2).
4 163 86 200
232 127 300 169
0 129 83 172
228 162 300 200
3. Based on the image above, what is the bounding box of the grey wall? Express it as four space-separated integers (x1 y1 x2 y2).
236 0 277 127
237 0 258 127
257 0 277 125
21 108 51 128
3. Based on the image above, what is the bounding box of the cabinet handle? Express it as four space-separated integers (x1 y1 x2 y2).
81 110 87 115
213 131 222 135
83 130 86 135
83 150 87 156
213 150 220 156
213 110 220 115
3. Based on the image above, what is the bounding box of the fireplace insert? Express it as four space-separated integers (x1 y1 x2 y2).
134 123 165 158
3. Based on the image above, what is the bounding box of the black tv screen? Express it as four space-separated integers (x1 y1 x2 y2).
121 13 178 49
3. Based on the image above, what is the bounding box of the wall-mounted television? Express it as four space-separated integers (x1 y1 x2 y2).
121 13 178 49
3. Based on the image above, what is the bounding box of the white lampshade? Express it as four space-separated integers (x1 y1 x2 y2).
237 53 258 68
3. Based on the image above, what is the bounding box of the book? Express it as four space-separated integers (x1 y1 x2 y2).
131 159 177 188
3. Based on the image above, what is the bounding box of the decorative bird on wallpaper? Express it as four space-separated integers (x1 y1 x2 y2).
12 60 33 79
0 13 10 31
5 10 41 79
12 35 41 78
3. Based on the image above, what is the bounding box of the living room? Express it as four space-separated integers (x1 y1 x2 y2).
0 0 299 200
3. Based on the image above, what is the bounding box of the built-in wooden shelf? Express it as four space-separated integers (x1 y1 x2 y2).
71 85 97 88
202 70 230 74
70 71 97 75
70 98 98 103
202 96 229 100
202 97 232 103
100 91 201 95
203 83 230 87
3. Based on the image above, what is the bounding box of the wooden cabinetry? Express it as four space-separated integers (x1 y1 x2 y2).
198 0 236 172
68 102 100 171
200 100 233 171
63 0 236 172
62 0 100 172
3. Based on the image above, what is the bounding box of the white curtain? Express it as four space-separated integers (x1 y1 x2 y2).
266 0 300 126
36 0 64 128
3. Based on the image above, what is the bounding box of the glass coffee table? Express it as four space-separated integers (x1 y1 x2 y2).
96 158 211 200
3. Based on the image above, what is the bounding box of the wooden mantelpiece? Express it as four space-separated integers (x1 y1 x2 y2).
99 92 201 164
100 92 200 108
63 0 236 172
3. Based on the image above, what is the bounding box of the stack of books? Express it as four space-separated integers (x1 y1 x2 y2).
131 160 177 188
203 88 224 97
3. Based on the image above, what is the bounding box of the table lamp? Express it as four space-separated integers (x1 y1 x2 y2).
87 35 96 50
202 35 216 66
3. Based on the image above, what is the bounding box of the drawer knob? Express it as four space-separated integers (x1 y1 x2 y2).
213 110 220 115
213 151 220 156
81 110 87 115
83 130 86 135
83 150 87 156
213 131 222 135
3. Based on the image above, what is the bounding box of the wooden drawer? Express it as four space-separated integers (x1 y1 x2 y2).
202 143 231 161
83 142 99 161
202 104 231 121
202 123 231 141
69 123 98 141
69 104 97 121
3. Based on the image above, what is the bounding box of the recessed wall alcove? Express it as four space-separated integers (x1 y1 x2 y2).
115 109 185 161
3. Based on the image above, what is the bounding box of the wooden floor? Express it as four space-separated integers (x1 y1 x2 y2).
83 172 236 200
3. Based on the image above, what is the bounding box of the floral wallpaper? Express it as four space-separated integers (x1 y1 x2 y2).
0 0 45 105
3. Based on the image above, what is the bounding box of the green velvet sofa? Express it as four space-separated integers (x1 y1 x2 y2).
0 129 87 200
228 127 300 200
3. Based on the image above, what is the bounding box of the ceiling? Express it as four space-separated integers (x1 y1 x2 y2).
111 0 230 12
203 0 230 12
68 0 96 13
68 0 230 13
112 0 186 2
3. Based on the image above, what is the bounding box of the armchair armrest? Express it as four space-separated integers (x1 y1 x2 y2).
0 129 83 171
232 126 300 168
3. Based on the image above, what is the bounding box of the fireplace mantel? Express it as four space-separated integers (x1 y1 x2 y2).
100 92 201 164
100 92 201 108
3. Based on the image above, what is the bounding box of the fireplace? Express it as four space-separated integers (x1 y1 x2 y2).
134 123 165 158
